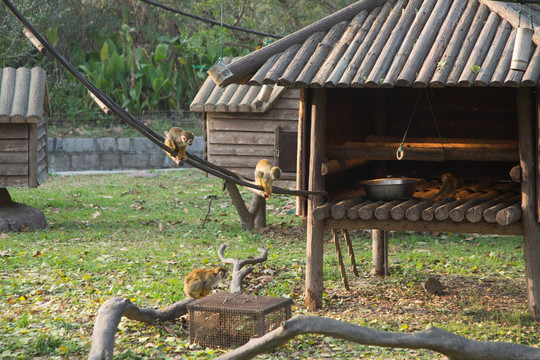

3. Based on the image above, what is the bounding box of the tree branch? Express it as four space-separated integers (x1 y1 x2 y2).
88 297 193 360
218 244 269 293
215 315 540 360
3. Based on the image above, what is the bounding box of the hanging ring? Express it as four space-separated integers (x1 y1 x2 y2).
396 146 404 160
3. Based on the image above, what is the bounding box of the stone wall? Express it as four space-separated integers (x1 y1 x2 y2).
47 136 204 172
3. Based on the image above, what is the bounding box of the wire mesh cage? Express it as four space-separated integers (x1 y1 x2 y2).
187 293 293 349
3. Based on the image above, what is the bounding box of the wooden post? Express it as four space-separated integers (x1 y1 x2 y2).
518 87 540 321
372 229 389 276
305 88 326 311
372 89 389 277
296 88 308 217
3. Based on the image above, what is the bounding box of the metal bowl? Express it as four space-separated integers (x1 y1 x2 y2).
360 178 421 201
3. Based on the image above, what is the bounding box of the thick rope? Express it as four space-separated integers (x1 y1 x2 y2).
2 0 324 198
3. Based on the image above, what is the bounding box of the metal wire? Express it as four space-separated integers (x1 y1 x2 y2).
139 0 283 39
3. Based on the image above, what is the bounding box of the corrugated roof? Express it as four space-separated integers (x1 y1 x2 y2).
0 67 49 123
212 0 540 88
190 58 288 113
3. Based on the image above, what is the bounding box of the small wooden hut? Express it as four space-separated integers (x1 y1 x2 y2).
0 67 49 188
210 0 540 320
190 58 300 188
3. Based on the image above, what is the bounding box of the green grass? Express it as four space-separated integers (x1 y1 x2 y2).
0 170 538 359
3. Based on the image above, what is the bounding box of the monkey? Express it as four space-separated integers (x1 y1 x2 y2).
184 266 228 299
254 159 281 199
425 173 458 200
164 127 194 165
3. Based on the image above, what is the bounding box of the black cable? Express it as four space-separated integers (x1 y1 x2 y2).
2 0 325 198
139 0 283 39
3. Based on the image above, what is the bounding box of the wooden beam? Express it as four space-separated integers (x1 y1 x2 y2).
326 141 519 162
325 218 523 236
305 88 327 311
210 0 387 86
519 87 540 321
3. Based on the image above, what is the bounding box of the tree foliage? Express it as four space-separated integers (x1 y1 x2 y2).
0 0 357 114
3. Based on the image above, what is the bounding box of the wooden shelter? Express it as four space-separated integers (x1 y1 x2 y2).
190 58 300 188
0 67 49 188
209 0 540 320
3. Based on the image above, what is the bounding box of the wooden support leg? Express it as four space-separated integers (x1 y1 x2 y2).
518 87 540 321
305 88 326 311
332 229 350 291
342 229 359 277
372 229 389 277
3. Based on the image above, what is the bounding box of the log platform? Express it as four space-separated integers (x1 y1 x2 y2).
317 181 522 235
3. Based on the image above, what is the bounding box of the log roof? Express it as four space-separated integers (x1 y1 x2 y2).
0 67 49 123
190 58 288 113
213 0 540 88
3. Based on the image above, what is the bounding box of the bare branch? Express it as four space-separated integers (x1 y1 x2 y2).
89 297 193 360
215 315 540 360
218 244 269 293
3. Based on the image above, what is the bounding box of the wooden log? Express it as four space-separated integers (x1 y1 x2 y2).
321 159 369 175
359 200 386 220
520 87 540 320
382 0 437 87
305 88 327 311
261 45 302 85
337 3 389 87
473 20 512 86
422 200 452 221
364 0 421 87
296 88 308 217
372 229 388 276
278 32 326 86
446 4 490 85
331 197 365 219
396 0 454 87
466 192 520 223
347 200 373 220
324 10 370 87
481 0 540 48
406 200 436 221
374 200 400 220
311 12 367 87
429 1 480 87
456 12 500 86
414 0 468 86
449 189 509 222
213 0 388 86
496 203 522 226
332 229 350 291
484 197 521 223
391 199 419 220
295 22 349 87
313 202 336 221
510 165 521 183
325 218 523 236
325 142 519 162
388 182 439 220
342 229 359 278
489 29 516 86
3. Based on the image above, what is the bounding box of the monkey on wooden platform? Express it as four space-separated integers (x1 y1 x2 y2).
254 159 281 199
426 173 458 200
184 266 228 299
164 127 194 165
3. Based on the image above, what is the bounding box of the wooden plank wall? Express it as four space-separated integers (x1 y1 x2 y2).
206 89 299 188
0 124 29 187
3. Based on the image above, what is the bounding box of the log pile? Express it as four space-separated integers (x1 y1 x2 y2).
315 181 521 226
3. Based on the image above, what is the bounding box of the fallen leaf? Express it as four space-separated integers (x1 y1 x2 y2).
32 250 42 258
92 211 101 219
